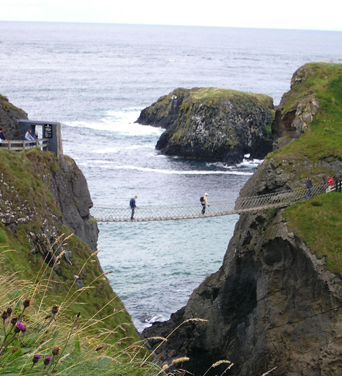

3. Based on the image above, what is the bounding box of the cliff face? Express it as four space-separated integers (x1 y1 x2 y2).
142 63 342 375
0 147 99 277
46 155 99 252
136 88 274 165
0 94 28 139
0 96 139 343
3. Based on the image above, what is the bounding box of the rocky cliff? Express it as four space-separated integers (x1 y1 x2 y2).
0 94 28 139
142 63 342 375
0 96 139 344
136 88 274 165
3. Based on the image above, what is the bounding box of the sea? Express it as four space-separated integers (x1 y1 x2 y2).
1 22 342 332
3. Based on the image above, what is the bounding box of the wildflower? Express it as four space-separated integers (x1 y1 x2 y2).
52 305 59 315
1 310 8 320
44 356 52 366
6 307 12 315
32 354 41 364
23 298 31 308
11 315 18 325
52 346 61 356
14 321 26 333
95 346 103 352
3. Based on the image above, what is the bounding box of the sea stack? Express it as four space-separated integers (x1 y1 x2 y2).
136 87 275 165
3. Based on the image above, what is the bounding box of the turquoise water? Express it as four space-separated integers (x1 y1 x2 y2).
98 215 239 331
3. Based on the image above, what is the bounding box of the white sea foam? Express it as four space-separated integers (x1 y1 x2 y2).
207 157 263 171
237 158 263 169
92 144 153 154
114 165 253 175
66 111 164 136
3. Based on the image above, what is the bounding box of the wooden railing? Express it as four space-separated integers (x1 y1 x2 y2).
0 139 48 151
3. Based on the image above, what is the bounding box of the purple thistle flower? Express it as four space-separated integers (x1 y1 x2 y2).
32 354 41 364
44 356 52 366
15 321 26 332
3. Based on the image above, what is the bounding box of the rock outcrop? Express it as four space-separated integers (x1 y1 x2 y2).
0 95 96 253
0 98 140 344
0 94 28 139
272 65 321 151
142 64 342 375
136 88 274 165
46 155 99 252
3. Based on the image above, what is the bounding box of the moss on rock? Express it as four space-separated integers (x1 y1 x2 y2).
136 87 275 164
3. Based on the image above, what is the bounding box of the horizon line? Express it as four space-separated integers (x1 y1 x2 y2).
0 19 341 33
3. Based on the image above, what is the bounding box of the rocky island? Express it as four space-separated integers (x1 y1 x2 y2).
142 62 342 375
136 87 275 165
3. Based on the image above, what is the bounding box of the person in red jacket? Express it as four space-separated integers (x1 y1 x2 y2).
327 177 334 187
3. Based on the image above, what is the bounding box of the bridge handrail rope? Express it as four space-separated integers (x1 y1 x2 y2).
91 182 330 222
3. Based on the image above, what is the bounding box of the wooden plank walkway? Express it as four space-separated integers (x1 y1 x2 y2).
91 182 330 222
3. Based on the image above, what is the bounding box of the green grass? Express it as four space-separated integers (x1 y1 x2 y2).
267 63 342 164
189 87 272 105
0 148 141 348
0 256 160 375
268 63 342 276
284 192 342 275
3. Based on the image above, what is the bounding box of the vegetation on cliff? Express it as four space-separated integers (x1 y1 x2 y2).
265 62 342 274
269 62 342 165
0 148 147 371
0 254 160 375
285 192 342 275
136 87 274 164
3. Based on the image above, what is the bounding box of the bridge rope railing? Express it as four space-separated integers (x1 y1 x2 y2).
90 182 329 222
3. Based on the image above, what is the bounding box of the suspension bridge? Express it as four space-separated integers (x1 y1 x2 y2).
90 182 334 223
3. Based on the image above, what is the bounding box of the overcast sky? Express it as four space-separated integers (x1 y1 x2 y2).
0 0 341 31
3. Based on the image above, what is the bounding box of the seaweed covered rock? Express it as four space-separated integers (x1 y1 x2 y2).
136 88 274 165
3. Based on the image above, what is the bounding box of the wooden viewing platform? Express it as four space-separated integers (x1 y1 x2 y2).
0 119 63 158
1 139 49 151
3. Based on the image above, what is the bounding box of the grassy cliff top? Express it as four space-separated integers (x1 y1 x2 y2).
268 62 342 163
284 192 342 276
270 62 342 276
186 87 273 104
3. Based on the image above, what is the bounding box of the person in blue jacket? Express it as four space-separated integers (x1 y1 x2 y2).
306 177 312 198
130 196 137 220
0 127 7 147
25 129 35 146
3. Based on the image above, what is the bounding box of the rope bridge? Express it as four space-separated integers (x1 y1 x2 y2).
91 182 330 222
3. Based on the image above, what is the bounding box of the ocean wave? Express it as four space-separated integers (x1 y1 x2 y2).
92 144 154 154
208 156 263 170
136 313 167 332
65 111 164 136
114 165 253 175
